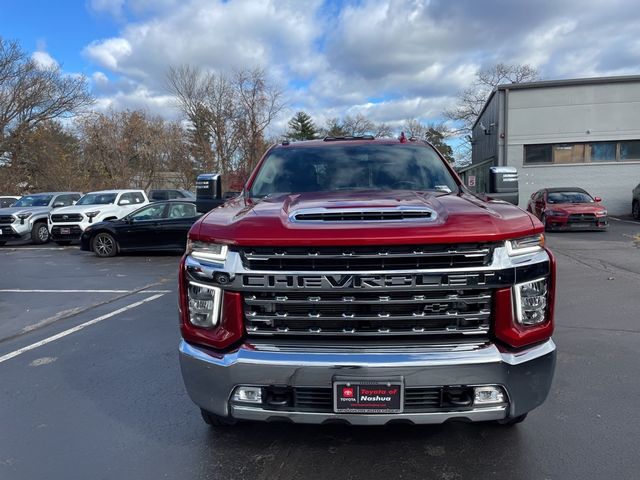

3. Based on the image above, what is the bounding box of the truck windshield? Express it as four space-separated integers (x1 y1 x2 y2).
13 195 53 207
76 193 117 205
249 144 459 198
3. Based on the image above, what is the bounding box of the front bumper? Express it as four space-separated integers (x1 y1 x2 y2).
0 220 34 239
546 217 608 231
0 225 23 240
49 223 85 241
179 338 556 425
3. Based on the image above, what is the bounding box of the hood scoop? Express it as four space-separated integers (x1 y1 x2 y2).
290 206 437 223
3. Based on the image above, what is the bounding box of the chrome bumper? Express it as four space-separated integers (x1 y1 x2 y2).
179 338 556 425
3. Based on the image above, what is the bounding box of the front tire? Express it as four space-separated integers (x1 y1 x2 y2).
92 232 117 257
541 214 549 231
31 222 50 244
633 200 640 220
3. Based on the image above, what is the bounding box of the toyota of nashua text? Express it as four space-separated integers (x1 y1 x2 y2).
178 136 556 427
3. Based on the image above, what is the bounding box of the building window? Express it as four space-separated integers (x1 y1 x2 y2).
589 142 616 162
620 140 640 161
553 144 585 164
524 140 640 165
524 144 552 164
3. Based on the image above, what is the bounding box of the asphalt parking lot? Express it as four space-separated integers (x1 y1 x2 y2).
1 219 640 480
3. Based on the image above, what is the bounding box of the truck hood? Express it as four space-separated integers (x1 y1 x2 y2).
53 204 117 215
0 206 50 217
194 190 539 246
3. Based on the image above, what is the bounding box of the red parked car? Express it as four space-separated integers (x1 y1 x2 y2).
527 187 608 231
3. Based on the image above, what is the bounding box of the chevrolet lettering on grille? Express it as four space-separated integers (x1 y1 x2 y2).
242 272 497 289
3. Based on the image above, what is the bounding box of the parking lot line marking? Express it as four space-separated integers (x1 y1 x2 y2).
0 293 165 365
610 216 640 225
0 289 171 293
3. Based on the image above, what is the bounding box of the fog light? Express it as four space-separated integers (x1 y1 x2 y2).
473 386 505 405
233 386 263 404
187 281 221 328
513 278 548 325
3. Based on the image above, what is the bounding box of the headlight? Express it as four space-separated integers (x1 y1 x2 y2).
17 212 32 224
545 210 565 217
86 211 100 223
187 281 222 327
506 234 544 256
513 278 548 325
187 240 228 262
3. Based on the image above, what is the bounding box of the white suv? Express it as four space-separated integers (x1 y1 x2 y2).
48 190 149 245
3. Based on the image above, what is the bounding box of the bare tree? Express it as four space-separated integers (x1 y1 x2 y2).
402 119 455 163
403 118 428 139
234 68 285 171
0 37 93 167
322 117 348 137
323 114 391 138
445 63 539 134
444 63 538 163
167 66 283 179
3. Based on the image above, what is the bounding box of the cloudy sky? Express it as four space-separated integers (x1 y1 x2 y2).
3 0 640 134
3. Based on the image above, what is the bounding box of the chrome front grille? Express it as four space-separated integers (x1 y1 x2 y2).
51 213 83 223
243 289 492 337
240 243 496 271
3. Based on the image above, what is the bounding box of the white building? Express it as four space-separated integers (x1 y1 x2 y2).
467 76 640 215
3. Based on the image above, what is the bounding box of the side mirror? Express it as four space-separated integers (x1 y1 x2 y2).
119 199 131 206
594 196 602 202
52 202 65 208
196 173 224 213
487 166 519 205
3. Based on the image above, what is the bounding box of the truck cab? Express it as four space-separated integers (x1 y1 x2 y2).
178 137 556 427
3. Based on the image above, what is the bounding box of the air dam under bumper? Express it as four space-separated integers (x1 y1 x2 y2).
179 339 556 425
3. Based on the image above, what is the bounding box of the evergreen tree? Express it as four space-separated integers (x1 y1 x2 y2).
425 127 455 164
286 111 318 140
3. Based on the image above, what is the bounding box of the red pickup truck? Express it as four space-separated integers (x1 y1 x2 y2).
178 137 556 427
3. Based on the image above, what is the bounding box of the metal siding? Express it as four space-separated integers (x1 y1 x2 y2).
471 91 500 166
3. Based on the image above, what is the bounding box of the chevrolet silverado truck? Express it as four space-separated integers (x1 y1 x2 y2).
0 192 81 246
178 137 556 427
48 189 149 245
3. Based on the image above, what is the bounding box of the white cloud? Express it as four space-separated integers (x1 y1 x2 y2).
31 50 58 69
84 38 132 71
89 0 126 18
79 0 640 137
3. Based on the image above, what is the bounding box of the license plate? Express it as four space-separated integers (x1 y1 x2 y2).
60 228 71 235
571 222 590 228
334 380 403 413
